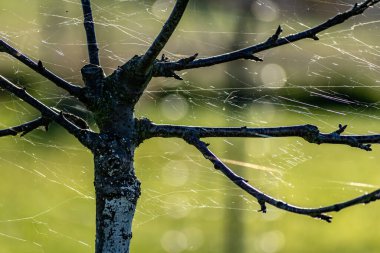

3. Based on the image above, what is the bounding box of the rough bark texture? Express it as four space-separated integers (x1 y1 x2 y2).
80 56 152 252
94 138 140 253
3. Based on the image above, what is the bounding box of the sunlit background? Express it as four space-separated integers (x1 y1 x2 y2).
1 1 380 252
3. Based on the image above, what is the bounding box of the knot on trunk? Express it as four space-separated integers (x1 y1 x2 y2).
106 55 153 105
94 136 141 204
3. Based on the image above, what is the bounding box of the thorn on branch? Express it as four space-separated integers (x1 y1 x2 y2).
359 143 372 151
154 54 199 80
38 60 44 70
327 124 372 151
258 199 267 213
266 25 283 44
312 213 332 223
177 53 198 65
233 176 248 183
20 117 51 137
352 3 359 11
172 72 183 80
168 53 199 80
275 25 283 37
332 124 347 135
310 34 319 41
156 66 183 80
243 54 263 62
161 54 169 62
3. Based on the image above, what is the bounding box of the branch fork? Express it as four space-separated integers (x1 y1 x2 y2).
0 39 83 97
0 117 51 137
152 0 380 79
142 119 380 222
153 53 198 80
183 129 380 223
265 25 283 44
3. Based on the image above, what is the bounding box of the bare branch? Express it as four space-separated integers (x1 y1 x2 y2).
184 134 380 222
0 75 94 147
153 53 198 80
0 117 50 137
0 39 83 97
142 121 379 151
138 0 190 75
0 110 89 138
81 0 100 66
153 0 380 77
51 108 91 130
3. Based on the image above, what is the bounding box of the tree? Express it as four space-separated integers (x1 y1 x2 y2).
1 0 380 252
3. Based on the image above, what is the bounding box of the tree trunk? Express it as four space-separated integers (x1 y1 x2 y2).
79 57 150 253
93 135 141 253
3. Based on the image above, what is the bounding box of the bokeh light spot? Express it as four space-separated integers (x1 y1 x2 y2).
160 94 189 121
260 63 287 88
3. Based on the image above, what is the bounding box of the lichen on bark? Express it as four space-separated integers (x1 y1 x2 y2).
80 54 152 253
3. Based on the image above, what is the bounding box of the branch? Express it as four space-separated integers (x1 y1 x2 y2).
0 39 83 97
138 0 190 75
153 0 380 77
81 0 100 66
0 117 50 137
0 75 94 147
143 121 379 151
183 134 380 222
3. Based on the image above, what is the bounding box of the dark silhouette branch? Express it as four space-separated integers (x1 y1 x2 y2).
0 39 83 97
153 0 380 77
0 117 50 137
81 0 100 66
0 75 94 146
142 121 378 151
183 134 380 223
0 110 89 138
0 1 379 250
138 0 190 75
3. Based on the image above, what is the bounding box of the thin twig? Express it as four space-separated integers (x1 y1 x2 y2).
184 134 380 222
0 117 50 137
0 75 94 147
142 121 379 151
153 0 380 77
81 0 100 66
138 0 190 75
0 39 83 97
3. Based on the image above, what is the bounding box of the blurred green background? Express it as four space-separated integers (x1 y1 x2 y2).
1 0 380 252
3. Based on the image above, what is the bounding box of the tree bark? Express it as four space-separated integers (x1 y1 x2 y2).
80 56 151 253
94 139 140 253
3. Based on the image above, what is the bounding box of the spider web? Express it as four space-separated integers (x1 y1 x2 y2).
0 0 380 253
